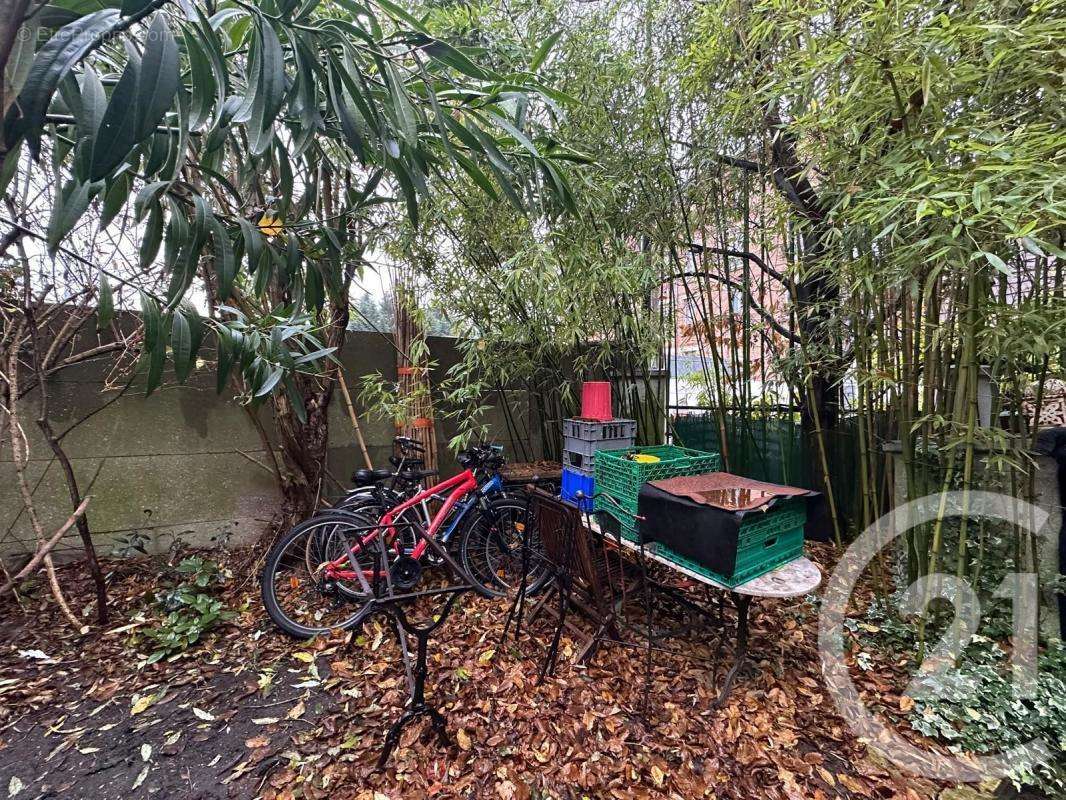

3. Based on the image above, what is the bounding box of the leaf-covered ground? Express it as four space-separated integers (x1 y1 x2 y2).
0 546 993 799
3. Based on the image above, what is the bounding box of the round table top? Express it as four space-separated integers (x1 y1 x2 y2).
732 555 822 598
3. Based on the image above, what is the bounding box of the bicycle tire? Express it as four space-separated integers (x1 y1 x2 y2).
457 497 549 597
260 513 384 638
333 488 398 516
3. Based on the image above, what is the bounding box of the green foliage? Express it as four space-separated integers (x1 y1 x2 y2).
140 556 235 664
855 552 1066 797
3 0 578 408
686 0 1065 346
910 641 1066 795
213 304 337 413
352 0 701 451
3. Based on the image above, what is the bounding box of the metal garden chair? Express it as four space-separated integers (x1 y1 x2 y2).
501 487 637 681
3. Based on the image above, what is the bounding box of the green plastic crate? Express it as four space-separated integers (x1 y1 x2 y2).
736 503 806 546
658 501 806 586
599 498 807 587
593 444 722 521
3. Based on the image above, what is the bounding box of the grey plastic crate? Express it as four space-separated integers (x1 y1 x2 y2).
562 438 632 472
563 418 638 441
563 435 634 459
561 451 596 474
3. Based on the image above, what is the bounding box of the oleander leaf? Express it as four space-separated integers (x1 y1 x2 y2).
3 9 120 155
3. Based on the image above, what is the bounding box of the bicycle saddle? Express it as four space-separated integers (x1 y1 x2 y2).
397 468 437 483
351 468 394 486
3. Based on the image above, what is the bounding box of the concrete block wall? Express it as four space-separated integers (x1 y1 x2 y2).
0 332 539 562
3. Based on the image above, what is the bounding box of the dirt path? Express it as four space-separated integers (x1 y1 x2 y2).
0 642 344 799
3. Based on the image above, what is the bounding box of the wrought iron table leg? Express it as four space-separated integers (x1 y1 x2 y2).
712 593 751 708
375 536 415 693
635 540 654 714
377 627 451 768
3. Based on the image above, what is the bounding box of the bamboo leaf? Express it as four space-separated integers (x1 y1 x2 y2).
121 0 157 15
305 260 324 312
372 0 430 34
530 30 562 71
90 14 179 180
293 346 336 365
165 194 208 307
248 18 286 155
99 171 132 228
138 201 164 268
184 28 217 130
134 179 170 221
327 59 366 163
209 214 236 300
389 155 419 228
283 375 307 423
144 317 167 397
140 291 162 353
424 39 493 80
239 217 263 271
3 15 39 110
216 327 233 395
77 65 106 145
185 303 205 366
383 62 417 145
981 251 1010 274
46 178 94 253
255 365 284 397
135 15 180 139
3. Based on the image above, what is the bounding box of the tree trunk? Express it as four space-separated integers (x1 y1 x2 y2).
793 226 841 434
38 422 109 623
765 110 844 516
271 296 350 526
23 299 109 623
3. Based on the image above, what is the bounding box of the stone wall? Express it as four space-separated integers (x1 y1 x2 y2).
0 333 538 561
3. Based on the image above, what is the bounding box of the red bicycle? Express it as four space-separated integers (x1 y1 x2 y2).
260 445 547 638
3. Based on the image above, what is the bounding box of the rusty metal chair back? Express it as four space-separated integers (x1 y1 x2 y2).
537 490 624 617
528 488 631 676
528 488 580 574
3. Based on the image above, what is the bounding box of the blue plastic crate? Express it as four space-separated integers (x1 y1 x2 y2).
560 468 595 512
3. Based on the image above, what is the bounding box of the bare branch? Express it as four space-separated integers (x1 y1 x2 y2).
0 496 91 597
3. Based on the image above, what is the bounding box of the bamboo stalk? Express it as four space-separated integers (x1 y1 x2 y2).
337 372 373 470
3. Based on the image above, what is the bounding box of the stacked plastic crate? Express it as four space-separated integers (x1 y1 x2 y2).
559 383 635 511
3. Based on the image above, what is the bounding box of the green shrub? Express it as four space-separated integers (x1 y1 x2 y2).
909 640 1066 795
140 557 235 664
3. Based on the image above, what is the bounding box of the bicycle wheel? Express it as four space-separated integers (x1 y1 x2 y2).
457 498 549 597
260 513 386 638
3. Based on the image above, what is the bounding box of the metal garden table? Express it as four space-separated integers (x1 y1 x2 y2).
586 517 822 706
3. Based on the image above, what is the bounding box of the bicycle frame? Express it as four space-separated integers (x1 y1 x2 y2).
324 469 480 582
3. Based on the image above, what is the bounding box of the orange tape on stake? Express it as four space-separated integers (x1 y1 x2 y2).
412 417 433 429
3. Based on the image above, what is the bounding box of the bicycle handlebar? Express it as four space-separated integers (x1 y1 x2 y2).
456 443 505 472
